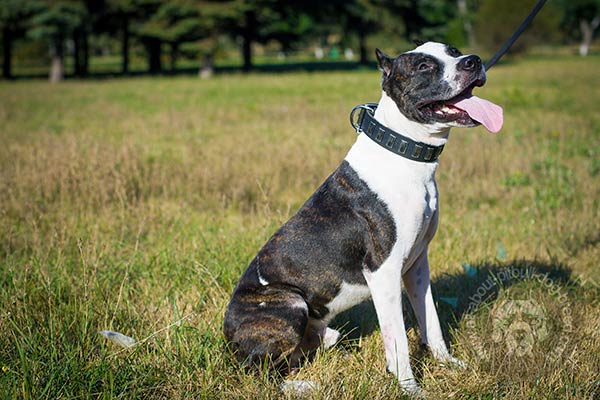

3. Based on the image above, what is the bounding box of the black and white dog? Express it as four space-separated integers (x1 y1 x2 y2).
223 41 503 395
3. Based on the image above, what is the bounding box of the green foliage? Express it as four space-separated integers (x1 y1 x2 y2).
28 1 86 42
473 0 563 54
416 0 459 41
559 0 600 40
217 0 316 47
0 0 44 28
136 0 204 43
4 0 595 77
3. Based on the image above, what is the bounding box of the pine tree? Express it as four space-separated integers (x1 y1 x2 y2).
0 0 43 79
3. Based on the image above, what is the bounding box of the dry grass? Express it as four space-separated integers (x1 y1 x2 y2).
1 54 599 399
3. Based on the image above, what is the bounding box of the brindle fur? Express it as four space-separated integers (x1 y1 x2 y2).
223 161 395 371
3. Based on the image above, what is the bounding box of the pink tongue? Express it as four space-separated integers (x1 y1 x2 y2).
449 95 504 133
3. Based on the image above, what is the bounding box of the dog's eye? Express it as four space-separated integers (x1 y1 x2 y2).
418 63 431 71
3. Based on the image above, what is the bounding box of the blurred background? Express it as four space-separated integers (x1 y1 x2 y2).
1 0 598 82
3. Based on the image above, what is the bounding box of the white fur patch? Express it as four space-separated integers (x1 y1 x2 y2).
324 281 371 320
256 262 269 286
408 42 452 60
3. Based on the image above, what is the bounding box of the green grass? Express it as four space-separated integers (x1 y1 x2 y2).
1 53 600 399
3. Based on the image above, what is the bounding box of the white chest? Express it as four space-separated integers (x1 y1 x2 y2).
345 134 440 273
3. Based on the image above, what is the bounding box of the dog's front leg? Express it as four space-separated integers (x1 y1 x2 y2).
363 262 421 395
403 252 464 367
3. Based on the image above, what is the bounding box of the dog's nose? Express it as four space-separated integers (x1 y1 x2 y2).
457 55 482 72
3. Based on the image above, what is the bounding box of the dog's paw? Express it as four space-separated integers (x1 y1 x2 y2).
280 379 318 397
446 355 468 369
400 381 427 399
436 353 468 369
430 347 468 369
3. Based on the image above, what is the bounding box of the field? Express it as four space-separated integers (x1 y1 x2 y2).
1 54 600 399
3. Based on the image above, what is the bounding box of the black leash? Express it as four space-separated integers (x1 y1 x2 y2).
484 0 548 70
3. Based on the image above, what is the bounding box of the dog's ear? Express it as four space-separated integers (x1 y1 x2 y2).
375 48 392 77
413 39 425 47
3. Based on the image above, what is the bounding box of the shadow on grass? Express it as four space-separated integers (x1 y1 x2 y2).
331 258 577 347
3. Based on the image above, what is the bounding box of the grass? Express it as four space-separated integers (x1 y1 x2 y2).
1 53 600 399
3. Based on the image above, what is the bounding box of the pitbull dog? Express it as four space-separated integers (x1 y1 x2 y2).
223 41 503 395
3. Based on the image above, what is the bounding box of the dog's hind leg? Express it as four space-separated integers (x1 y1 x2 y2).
224 286 309 373
293 321 341 356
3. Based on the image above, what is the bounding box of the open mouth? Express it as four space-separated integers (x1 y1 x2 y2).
418 79 504 133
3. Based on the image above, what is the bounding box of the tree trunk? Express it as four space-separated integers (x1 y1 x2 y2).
358 32 368 65
579 17 600 57
145 37 162 74
122 15 129 74
81 29 89 76
199 53 214 79
73 30 82 77
242 34 252 72
401 0 425 41
241 10 255 72
50 38 64 83
457 0 475 48
2 27 12 79
170 43 178 72
73 28 88 77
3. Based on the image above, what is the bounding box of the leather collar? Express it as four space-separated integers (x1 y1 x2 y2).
350 103 445 163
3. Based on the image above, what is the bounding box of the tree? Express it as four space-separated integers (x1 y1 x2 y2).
72 0 106 77
473 0 561 56
103 0 164 75
143 0 205 72
329 0 383 65
0 0 43 79
379 0 458 43
103 0 138 74
561 0 600 56
205 0 314 71
29 1 86 82
104 0 220 75
132 0 164 74
457 0 475 47
580 16 600 56
188 2 233 77
376 0 427 41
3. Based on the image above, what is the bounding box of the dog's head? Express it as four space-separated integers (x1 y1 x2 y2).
376 41 503 133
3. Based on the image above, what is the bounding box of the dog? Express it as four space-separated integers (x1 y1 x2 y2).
223 41 503 395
